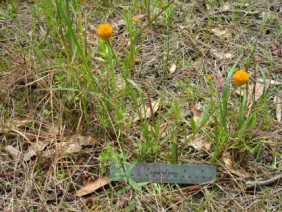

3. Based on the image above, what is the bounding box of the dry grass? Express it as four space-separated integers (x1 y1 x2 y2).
1 0 282 211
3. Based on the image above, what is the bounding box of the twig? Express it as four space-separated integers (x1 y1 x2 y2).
246 174 282 189
0 173 12 177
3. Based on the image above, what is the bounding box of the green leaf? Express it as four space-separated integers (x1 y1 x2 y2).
126 200 136 212
190 117 196 134
128 178 142 192
117 185 131 195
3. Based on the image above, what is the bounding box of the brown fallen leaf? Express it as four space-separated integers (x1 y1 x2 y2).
235 78 282 102
248 80 271 101
192 103 203 126
5 145 22 160
75 176 110 197
42 134 98 158
66 134 98 146
56 142 82 155
257 78 282 86
210 48 234 60
0 118 30 133
222 152 250 178
265 141 279 153
270 42 281 57
146 122 169 139
185 185 202 193
84 197 96 209
116 19 126 28
169 63 177 75
133 98 160 122
221 3 231 11
272 49 281 57
249 79 282 101
23 141 48 162
159 123 169 139
166 195 183 203
188 133 211 152
211 26 232 39
252 129 282 139
47 125 60 135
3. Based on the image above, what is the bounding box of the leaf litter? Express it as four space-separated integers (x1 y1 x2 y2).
133 98 161 122
222 152 251 179
235 78 282 102
5 133 98 162
75 176 110 197
169 63 177 75
275 90 282 122
211 25 232 39
187 133 211 152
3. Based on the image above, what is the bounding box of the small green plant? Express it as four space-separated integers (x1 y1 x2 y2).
110 160 148 195
99 144 114 173
58 172 67 180
7 0 17 18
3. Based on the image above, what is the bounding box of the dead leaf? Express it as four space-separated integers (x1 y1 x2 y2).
169 195 183 203
221 3 231 12
211 26 232 39
192 103 203 126
247 81 269 102
67 134 98 146
133 98 160 122
84 197 96 208
179 25 185 29
188 134 211 152
5 145 21 160
222 152 232 167
235 79 282 102
272 49 281 57
169 64 177 75
222 152 250 178
224 53 233 59
185 185 202 192
147 122 168 139
117 19 126 27
42 135 98 158
210 48 234 60
56 142 82 155
257 78 282 86
0 118 30 133
23 141 48 162
48 125 60 135
10 119 29 127
265 141 278 153
159 123 169 139
75 176 110 197
252 129 282 139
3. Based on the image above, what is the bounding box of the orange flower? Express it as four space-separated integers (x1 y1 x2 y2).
97 24 113 41
133 17 140 24
233 70 249 86
79 0 86 3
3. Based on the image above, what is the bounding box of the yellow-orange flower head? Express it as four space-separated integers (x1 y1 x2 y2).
233 70 249 86
133 17 140 24
79 0 87 3
97 24 113 41
207 75 213 81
